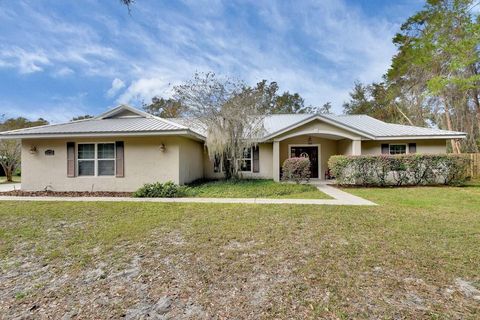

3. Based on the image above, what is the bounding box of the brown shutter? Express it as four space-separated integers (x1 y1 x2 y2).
115 141 125 177
252 146 260 173
408 143 417 154
381 144 389 155
67 142 76 177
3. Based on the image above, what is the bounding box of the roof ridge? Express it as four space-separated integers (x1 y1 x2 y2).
0 117 98 135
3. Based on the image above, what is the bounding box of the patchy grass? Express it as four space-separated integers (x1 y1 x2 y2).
0 183 479 318
0 175 21 184
186 179 330 199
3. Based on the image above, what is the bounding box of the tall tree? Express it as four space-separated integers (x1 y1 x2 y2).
343 81 416 125
387 0 480 152
0 116 49 181
174 72 269 179
253 80 317 114
143 97 186 118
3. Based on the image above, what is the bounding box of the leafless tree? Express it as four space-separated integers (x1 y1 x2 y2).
0 140 21 182
174 72 268 179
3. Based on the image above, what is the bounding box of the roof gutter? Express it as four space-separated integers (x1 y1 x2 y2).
0 129 206 141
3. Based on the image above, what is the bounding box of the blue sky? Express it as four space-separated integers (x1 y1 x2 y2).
0 0 423 123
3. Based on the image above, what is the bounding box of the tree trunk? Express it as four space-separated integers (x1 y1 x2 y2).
470 65 480 132
1 164 13 182
471 88 480 133
443 98 461 153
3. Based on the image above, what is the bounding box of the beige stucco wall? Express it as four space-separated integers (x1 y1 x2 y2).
361 139 447 155
274 119 363 141
337 139 353 156
21 136 203 192
178 138 204 184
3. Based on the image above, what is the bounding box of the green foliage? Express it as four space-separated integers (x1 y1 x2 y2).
329 154 470 187
143 97 186 118
0 117 49 132
71 115 94 121
133 181 190 198
281 157 311 183
253 80 323 114
342 81 417 125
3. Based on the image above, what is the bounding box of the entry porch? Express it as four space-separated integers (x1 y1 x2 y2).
272 133 362 182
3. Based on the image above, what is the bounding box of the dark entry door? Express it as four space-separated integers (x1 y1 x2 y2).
290 146 319 178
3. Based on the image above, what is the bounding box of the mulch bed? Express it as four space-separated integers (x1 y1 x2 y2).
0 190 133 197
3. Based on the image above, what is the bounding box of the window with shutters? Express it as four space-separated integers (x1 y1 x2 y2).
77 143 115 176
389 144 407 155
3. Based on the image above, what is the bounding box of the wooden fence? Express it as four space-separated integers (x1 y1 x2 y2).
465 153 480 179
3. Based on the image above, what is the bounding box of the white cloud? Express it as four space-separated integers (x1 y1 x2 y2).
52 66 74 77
0 47 50 73
106 78 126 98
0 93 91 124
117 77 173 105
0 0 408 115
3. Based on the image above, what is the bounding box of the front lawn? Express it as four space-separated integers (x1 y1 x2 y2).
186 179 330 199
0 183 479 318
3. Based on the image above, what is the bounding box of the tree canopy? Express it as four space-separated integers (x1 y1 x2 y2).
343 0 480 153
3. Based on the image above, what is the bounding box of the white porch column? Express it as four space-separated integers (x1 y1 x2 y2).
352 139 362 155
273 140 280 181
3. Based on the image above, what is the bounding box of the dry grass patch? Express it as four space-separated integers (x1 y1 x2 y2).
0 183 479 318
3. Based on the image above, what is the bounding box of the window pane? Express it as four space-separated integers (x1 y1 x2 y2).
243 147 252 158
98 160 115 176
213 155 221 173
241 159 251 171
390 145 406 155
78 144 95 159
98 143 115 159
78 160 95 176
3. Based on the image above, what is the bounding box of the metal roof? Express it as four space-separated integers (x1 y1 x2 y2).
0 105 466 140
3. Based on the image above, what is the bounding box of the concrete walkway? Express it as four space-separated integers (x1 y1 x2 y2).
0 183 376 206
0 183 21 192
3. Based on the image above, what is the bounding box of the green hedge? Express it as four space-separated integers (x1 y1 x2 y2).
328 154 470 187
133 181 190 198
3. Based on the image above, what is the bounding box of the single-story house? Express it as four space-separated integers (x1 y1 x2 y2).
0 105 466 191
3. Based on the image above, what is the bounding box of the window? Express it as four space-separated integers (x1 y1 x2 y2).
97 143 115 176
78 144 95 176
389 144 407 155
240 147 252 172
213 155 223 173
77 143 115 176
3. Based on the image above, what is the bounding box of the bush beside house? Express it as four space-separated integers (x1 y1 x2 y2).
329 154 470 187
282 157 311 183
133 181 190 198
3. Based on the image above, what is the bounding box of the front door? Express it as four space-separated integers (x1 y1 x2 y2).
290 146 319 178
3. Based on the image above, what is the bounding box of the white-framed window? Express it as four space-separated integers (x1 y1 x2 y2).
77 143 115 176
389 144 407 155
240 147 252 172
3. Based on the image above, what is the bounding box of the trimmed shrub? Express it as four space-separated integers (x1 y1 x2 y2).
133 181 190 198
329 154 470 187
282 157 311 183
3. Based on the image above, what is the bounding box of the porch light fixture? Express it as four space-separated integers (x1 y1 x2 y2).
307 136 312 145
29 146 38 154
159 143 166 152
